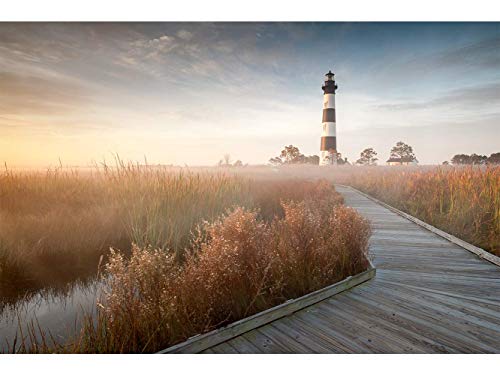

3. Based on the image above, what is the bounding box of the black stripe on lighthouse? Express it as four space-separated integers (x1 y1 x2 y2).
322 108 336 123
320 136 336 151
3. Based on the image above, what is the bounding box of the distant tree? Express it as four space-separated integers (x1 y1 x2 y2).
280 145 303 164
233 160 243 167
390 141 417 162
469 153 487 165
268 156 283 166
487 152 500 165
356 148 378 166
451 154 471 165
338 157 350 165
269 145 319 165
304 155 320 165
223 154 231 166
452 153 492 165
442 161 449 165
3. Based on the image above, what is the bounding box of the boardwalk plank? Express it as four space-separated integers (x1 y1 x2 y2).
256 324 315 353
270 320 336 353
314 300 427 353
239 329 292 354
349 284 500 347
330 294 453 353
209 342 238 354
224 335 263 354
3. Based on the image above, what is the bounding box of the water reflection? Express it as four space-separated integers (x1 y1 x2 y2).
0 279 103 352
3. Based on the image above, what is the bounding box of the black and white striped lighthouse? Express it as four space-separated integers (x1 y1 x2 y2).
320 70 339 165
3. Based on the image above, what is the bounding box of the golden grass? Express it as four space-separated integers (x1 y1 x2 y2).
0 165 252 300
10 180 369 353
0 164 359 299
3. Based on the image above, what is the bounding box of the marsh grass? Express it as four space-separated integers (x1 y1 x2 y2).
0 164 252 301
10 182 369 353
0 163 347 303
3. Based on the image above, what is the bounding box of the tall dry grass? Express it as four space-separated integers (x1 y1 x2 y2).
342 166 500 255
0 165 253 301
25 182 368 353
0 163 348 303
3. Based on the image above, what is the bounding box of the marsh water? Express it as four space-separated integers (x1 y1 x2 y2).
0 280 102 352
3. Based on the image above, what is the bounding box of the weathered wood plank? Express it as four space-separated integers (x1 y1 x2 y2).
255 324 315 353
269 319 336 353
208 342 238 354
223 336 262 354
330 294 453 353
347 285 498 352
314 300 428 353
237 329 291 353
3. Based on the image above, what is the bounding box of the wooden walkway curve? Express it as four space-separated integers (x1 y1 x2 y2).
201 186 500 353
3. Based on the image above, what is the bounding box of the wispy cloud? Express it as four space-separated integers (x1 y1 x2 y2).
376 82 500 111
0 71 90 116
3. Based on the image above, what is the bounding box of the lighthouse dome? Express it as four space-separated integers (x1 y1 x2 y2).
322 70 338 94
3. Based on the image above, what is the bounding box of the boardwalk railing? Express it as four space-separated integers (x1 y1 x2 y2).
158 262 376 354
340 185 500 268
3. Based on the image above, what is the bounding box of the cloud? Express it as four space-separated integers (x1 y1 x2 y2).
130 34 177 60
111 24 292 94
376 82 500 111
176 30 193 41
0 71 89 116
434 36 500 70
368 36 500 92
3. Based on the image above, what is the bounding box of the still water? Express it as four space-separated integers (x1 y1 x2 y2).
0 280 102 352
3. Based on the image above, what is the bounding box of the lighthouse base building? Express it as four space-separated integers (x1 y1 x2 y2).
320 70 339 166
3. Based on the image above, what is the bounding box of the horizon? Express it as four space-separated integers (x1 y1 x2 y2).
1 22 500 168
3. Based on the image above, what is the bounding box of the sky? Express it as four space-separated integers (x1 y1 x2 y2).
1 22 499 167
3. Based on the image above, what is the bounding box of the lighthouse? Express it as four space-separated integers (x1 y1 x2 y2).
320 70 339 165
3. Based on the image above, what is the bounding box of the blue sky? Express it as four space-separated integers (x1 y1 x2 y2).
1 22 499 166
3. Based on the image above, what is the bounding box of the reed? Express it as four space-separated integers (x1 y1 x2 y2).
0 164 251 301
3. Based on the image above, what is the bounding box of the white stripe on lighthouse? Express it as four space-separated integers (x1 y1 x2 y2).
322 122 336 137
323 94 336 109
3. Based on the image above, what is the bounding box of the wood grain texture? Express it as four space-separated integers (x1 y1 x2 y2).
201 186 500 353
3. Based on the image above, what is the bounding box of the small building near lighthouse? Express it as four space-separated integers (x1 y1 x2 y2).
320 70 339 165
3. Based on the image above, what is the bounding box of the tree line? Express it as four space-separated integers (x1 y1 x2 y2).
449 153 500 165
268 145 321 165
268 141 418 166
227 143 500 167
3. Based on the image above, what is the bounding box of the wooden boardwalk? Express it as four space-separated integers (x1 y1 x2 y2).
201 186 500 353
